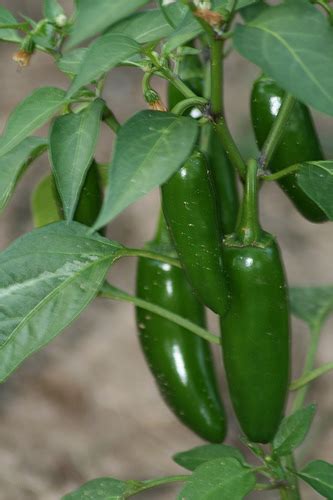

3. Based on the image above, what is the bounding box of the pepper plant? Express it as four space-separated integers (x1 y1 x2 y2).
0 0 333 498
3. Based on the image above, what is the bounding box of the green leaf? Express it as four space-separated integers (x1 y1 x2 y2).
49 99 104 220
0 6 21 43
233 0 333 116
177 458 256 500
94 111 198 230
238 0 262 8
56 48 87 76
240 2 266 22
290 286 333 330
62 477 130 499
297 162 333 221
272 404 316 457
164 0 259 53
164 11 202 53
159 2 188 28
0 137 47 214
67 34 140 98
107 9 173 44
0 87 66 158
0 222 122 382
173 444 247 472
43 0 64 20
66 0 150 49
297 460 333 498
31 174 62 228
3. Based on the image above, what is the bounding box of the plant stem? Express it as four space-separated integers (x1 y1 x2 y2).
235 159 261 244
181 0 216 38
282 455 301 500
146 51 197 100
259 94 296 171
214 118 247 178
103 106 121 133
261 164 300 182
290 360 333 390
312 0 333 24
171 97 208 116
100 283 221 345
122 247 181 268
138 474 189 492
210 37 223 115
157 0 177 28
292 323 322 412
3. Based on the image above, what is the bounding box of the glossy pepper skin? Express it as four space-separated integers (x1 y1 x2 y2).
207 127 239 234
167 49 203 111
73 162 103 228
162 151 229 316
251 74 327 223
221 161 290 443
136 218 227 443
31 162 103 229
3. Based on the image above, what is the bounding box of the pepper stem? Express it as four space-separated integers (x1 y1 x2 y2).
235 159 261 245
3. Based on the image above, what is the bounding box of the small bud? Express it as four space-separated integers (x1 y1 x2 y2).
190 107 203 119
13 36 35 67
55 14 67 27
150 100 167 112
195 8 224 28
13 49 32 67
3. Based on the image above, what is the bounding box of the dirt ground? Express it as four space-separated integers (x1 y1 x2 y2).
0 1 332 499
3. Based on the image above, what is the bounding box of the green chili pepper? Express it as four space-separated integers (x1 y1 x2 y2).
167 49 204 111
220 160 290 443
206 127 239 235
31 173 62 228
251 74 327 223
73 162 103 228
136 215 227 443
31 161 103 229
162 150 229 316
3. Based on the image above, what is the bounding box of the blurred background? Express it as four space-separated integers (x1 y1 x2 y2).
0 1 332 498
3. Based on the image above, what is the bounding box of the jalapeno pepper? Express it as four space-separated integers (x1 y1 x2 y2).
220 160 290 443
136 215 227 442
251 74 327 223
162 150 229 316
167 49 204 111
207 126 239 235
31 161 103 229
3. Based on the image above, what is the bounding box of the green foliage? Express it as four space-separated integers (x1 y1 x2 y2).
0 222 122 382
0 87 65 157
177 458 256 500
49 99 104 219
107 9 173 44
56 48 87 77
173 444 247 471
67 0 150 49
234 0 333 116
94 111 198 230
31 174 62 228
0 6 21 42
272 404 316 457
297 161 333 220
290 285 333 330
0 137 47 213
43 0 64 21
297 460 333 498
67 34 140 98
62 477 130 499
